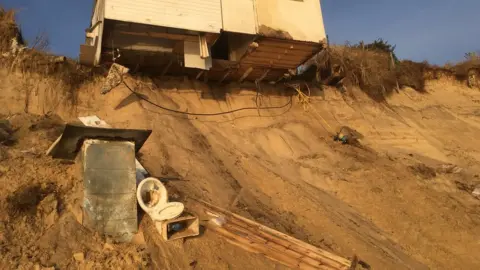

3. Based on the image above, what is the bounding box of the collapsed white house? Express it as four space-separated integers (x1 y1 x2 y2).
80 0 327 82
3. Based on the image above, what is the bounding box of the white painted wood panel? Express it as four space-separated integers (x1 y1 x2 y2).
104 0 222 33
255 0 326 43
93 0 105 65
184 40 212 70
221 0 256 34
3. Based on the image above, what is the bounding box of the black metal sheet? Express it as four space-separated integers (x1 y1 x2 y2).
49 123 152 160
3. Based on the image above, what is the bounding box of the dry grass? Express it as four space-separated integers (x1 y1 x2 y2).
396 60 428 92
321 46 397 101
453 58 480 81
0 8 23 52
314 45 431 100
0 6 99 103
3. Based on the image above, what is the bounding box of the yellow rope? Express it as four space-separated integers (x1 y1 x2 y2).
287 83 334 133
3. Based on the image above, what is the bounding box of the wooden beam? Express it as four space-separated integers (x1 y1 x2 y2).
255 69 271 84
219 70 232 83
188 200 354 270
103 34 175 53
199 35 210 59
256 39 321 51
118 30 198 42
239 67 254 83
195 70 204 80
161 59 173 77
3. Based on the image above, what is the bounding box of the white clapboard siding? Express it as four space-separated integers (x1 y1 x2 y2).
221 0 256 34
93 0 105 65
104 0 222 33
255 0 326 43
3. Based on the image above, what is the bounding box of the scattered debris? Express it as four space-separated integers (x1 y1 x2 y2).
137 177 199 241
161 214 200 241
101 63 129 94
473 187 480 199
409 163 437 179
47 119 152 242
189 200 357 270
47 115 196 243
437 164 463 174
454 181 478 196
334 126 363 145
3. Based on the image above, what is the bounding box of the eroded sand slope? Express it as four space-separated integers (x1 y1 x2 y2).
1 70 479 269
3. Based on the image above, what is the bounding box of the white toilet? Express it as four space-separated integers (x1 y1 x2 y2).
136 177 184 233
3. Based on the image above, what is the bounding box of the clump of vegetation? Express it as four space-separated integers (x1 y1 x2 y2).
396 60 428 92
453 52 480 82
354 38 399 63
0 6 98 99
312 39 431 100
0 8 24 53
327 45 398 101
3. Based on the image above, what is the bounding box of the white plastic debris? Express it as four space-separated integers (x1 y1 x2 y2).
473 187 480 198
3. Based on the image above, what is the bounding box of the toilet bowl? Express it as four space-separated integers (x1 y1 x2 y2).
137 178 184 232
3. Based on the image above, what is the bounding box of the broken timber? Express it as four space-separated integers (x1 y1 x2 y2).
190 200 355 270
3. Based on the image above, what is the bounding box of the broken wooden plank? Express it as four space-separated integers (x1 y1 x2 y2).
189 200 354 270
227 217 348 269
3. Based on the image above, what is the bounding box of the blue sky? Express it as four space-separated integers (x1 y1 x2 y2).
2 0 479 65
322 0 480 64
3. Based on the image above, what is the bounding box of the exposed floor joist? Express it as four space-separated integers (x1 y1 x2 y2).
239 67 254 83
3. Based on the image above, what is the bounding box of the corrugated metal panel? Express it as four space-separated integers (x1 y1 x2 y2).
104 0 222 33
221 0 256 34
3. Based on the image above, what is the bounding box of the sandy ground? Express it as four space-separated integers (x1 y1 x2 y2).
1 69 480 269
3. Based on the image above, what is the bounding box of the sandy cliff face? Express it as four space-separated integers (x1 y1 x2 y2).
1 69 479 269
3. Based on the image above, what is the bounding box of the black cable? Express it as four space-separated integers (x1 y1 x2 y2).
121 80 293 116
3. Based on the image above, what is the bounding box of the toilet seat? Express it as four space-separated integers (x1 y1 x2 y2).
137 177 184 222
